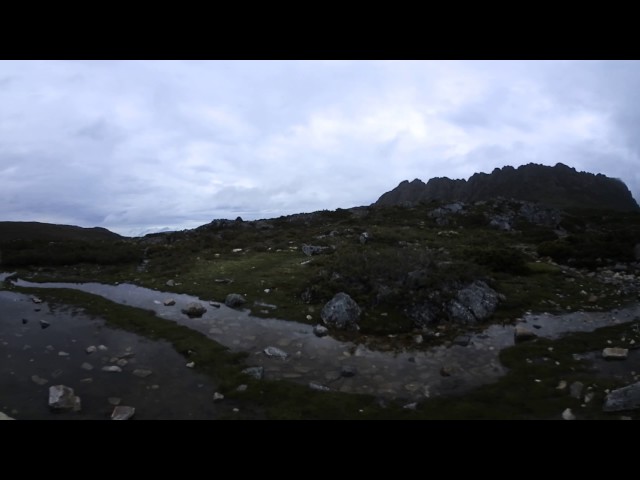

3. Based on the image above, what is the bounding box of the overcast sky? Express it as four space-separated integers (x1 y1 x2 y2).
1 60 639 236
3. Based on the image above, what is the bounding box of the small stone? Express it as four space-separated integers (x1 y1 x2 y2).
413 334 424 344
186 362 195 368
31 375 48 386
116 359 128 367
81 362 93 371
452 335 471 347
562 408 576 420
108 397 121 406
151 384 159 390
209 302 221 308
306 314 312 321
32 297 43 304
242 366 264 380
232 408 239 413
111 406 135 420
225 294 246 308
86 346 97 354
514 325 537 343
313 324 329 338
584 392 595 403
80 377 93 383
0 412 15 420
556 380 567 390
97 345 108 351
403 402 418 410
39 320 50 329
58 351 69 357
51 369 63 378
48 385 81 412
602 347 629 360
440 366 452 377
163 299 176 306
165 279 175 287
263 346 288 359
236 384 248 392
181 303 207 318
308 382 331 392
132 369 152 378
102 366 122 373
21 318 28 324
212 392 224 402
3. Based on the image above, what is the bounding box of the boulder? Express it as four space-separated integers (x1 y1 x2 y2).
448 280 499 324
181 302 207 318
48 385 81 412
514 325 537 343
603 381 640 412
321 292 361 330
225 294 246 308
313 324 329 337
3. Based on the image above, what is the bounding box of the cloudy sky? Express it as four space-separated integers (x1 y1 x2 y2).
1 60 639 236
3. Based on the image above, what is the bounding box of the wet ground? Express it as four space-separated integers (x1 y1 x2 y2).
5 273 640 407
0 288 241 420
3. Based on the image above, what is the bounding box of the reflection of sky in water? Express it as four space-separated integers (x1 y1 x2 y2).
0 289 226 420
6 275 640 404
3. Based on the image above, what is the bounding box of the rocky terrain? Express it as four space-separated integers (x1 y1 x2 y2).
2 163 640 419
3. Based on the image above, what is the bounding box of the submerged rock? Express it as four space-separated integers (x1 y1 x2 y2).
321 292 361 330
163 298 176 306
39 320 50 329
603 381 640 412
48 385 81 412
514 325 537 343
181 302 207 318
225 294 246 308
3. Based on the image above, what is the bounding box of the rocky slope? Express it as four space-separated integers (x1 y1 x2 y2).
375 163 640 212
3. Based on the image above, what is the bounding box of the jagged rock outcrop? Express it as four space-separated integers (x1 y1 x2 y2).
375 163 639 212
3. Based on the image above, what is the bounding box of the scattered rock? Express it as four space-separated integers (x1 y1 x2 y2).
80 378 93 383
21 318 28 324
111 406 135 420
58 351 69 357
242 366 264 380
413 334 424 344
39 320 50 329
556 380 567 390
81 362 93 371
264 346 288 359
0 411 15 420
359 232 370 244
321 292 361 330
108 397 121 406
569 381 584 399
225 294 246 308
116 359 128 367
186 362 195 368
313 324 329 337
163 299 176 306
562 408 576 420
236 384 248 392
514 325 537 343
212 392 224 402
181 302 207 318
309 382 331 392
97 345 108 351
102 366 122 373
440 366 452 377
403 402 418 410
584 392 595 404
341 365 357 378
209 302 221 308
214 278 234 284
132 369 152 378
31 375 48 386
48 385 81 412
32 296 43 304
602 347 629 360
603 381 640 412
86 346 97 354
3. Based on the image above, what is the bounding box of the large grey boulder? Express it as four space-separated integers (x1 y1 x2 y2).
225 293 246 308
448 280 499 324
321 292 361 330
603 382 640 412
181 302 207 317
48 385 81 412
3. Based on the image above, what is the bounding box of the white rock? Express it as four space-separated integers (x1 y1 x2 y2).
562 408 576 420
48 385 81 412
81 362 93 371
58 351 69 357
86 346 97 354
0 411 15 420
263 346 288 359
111 406 135 420
163 299 176 306
97 345 108 351
102 366 122 373
603 347 629 360
212 392 224 402
186 362 195 368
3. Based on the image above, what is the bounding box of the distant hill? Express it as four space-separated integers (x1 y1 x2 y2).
375 163 640 212
0 221 122 243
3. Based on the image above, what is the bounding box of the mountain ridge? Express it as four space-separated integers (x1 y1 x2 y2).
375 163 640 212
